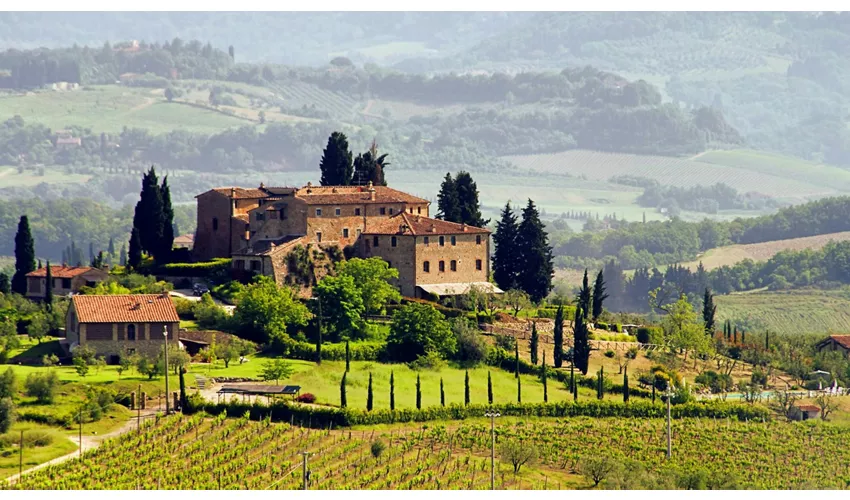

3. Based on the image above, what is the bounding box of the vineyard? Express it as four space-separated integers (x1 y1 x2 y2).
501 149 835 201
269 81 361 120
8 413 850 490
716 289 850 336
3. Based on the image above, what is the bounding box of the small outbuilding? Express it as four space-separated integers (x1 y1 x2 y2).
789 404 821 421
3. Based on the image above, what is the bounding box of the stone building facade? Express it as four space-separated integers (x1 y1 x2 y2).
26 266 108 300
66 294 181 361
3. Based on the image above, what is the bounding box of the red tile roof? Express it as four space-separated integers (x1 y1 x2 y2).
295 185 429 205
363 212 490 236
820 335 850 350
198 187 268 200
71 294 179 324
27 266 103 279
795 404 821 412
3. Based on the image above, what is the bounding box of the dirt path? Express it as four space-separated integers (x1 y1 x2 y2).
5 410 158 484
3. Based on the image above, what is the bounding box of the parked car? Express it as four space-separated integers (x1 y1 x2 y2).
193 283 210 296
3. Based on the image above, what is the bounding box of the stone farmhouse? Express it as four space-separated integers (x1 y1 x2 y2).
25 265 108 300
65 293 180 361
193 182 500 298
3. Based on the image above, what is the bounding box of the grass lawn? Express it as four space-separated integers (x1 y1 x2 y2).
0 421 77 480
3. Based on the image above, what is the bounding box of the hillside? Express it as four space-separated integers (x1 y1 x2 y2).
716 289 850 336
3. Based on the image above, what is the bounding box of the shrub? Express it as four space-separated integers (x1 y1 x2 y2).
157 259 232 277
636 328 651 344
296 393 316 404
22 430 54 448
172 297 196 319
408 352 447 371
25 371 59 404
604 349 616 358
495 334 516 351
751 367 768 386
0 368 16 399
0 397 14 433
597 321 609 331
278 338 384 362
613 323 623 333
370 439 386 459
452 318 490 366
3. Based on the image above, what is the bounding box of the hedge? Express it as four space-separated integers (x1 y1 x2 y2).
186 398 771 429
153 258 232 277
281 339 384 362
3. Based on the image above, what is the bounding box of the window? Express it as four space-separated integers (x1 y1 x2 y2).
373 236 379 247
476 259 483 271
409 208 413 213
355 208 361 216
391 236 397 247
316 232 323 243
417 207 422 215
387 261 392 268
451 236 457 246
316 208 322 216
126 348 136 355
280 208 287 220
335 208 341 216
62 278 72 288
251 261 261 272
343 228 349 238
423 261 430 273
235 260 245 270
423 236 429 246
438 261 445 272
212 217 219 231
439 236 445 246
476 235 482 245
380 207 386 215
127 324 136 341
389 208 394 215
256 213 265 221
450 260 457 272
269 211 278 220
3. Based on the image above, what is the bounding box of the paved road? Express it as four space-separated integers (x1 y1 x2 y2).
169 290 235 313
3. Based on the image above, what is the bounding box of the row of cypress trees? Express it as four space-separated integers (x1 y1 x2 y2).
492 200 554 303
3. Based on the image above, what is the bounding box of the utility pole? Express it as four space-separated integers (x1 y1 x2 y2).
18 430 23 482
79 408 83 459
665 382 674 459
484 411 500 490
300 451 314 490
164 325 170 415
137 383 141 432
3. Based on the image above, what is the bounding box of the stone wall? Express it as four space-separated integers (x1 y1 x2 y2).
194 191 234 261
414 232 489 288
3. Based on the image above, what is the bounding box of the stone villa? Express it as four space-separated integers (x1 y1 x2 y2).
194 182 500 298
26 265 108 300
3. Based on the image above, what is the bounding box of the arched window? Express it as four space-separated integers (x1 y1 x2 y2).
127 324 136 341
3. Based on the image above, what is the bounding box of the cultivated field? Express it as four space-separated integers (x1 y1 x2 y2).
674 231 850 271
501 149 839 201
716 289 850 336
0 167 91 188
10 413 850 489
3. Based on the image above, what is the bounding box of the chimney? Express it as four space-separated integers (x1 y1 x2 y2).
230 187 236 198
259 182 265 189
368 181 375 201
461 223 467 232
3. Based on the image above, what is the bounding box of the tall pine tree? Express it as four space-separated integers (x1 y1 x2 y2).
573 304 591 375
516 199 554 303
703 287 717 336
133 167 163 258
454 171 488 227
390 371 395 410
319 131 354 186
592 269 609 322
436 172 460 222
128 227 142 270
108 237 115 257
440 378 445 407
340 373 347 408
578 269 592 320
119 244 127 267
553 305 564 368
12 215 35 295
487 371 493 404
159 175 175 263
529 321 539 365
44 261 53 309
492 202 520 291
464 370 470 405
366 372 373 411
415 374 422 410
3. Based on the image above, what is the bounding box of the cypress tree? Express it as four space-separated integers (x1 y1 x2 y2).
0 273 9 295
133 167 164 258
553 305 564 368
454 171 488 227
366 372 373 411
128 227 142 270
514 342 519 378
38 259 42 269
315 318 322 365
159 176 175 263
542 352 548 403
340 373 347 408
320 131 354 186
592 269 608 322
44 261 53 310
436 172 461 222
623 370 630 403
652 384 656 404
573 304 591 375
108 237 115 257
464 370 470 406
733 326 738 344
741 329 746 343
416 374 421 410
440 378 445 407
179 367 187 410
12 215 35 295
61 247 67 266
517 376 521 403
492 202 520 291
516 199 554 303
390 371 395 410
119 244 127 267
529 322 539 365
573 366 578 401
345 340 350 372
765 331 770 351
597 367 604 400
487 371 493 404
702 287 717 336
88 242 94 265
578 269 591 319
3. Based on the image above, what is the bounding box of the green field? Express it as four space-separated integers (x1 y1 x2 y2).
0 166 91 187
716 289 850 336
0 422 77 480
502 149 842 202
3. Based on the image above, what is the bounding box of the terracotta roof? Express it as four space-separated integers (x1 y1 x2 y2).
233 214 249 223
71 294 179 324
27 266 103 279
795 404 821 412
818 335 850 350
363 212 490 236
295 185 429 205
197 187 268 200
173 233 194 244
